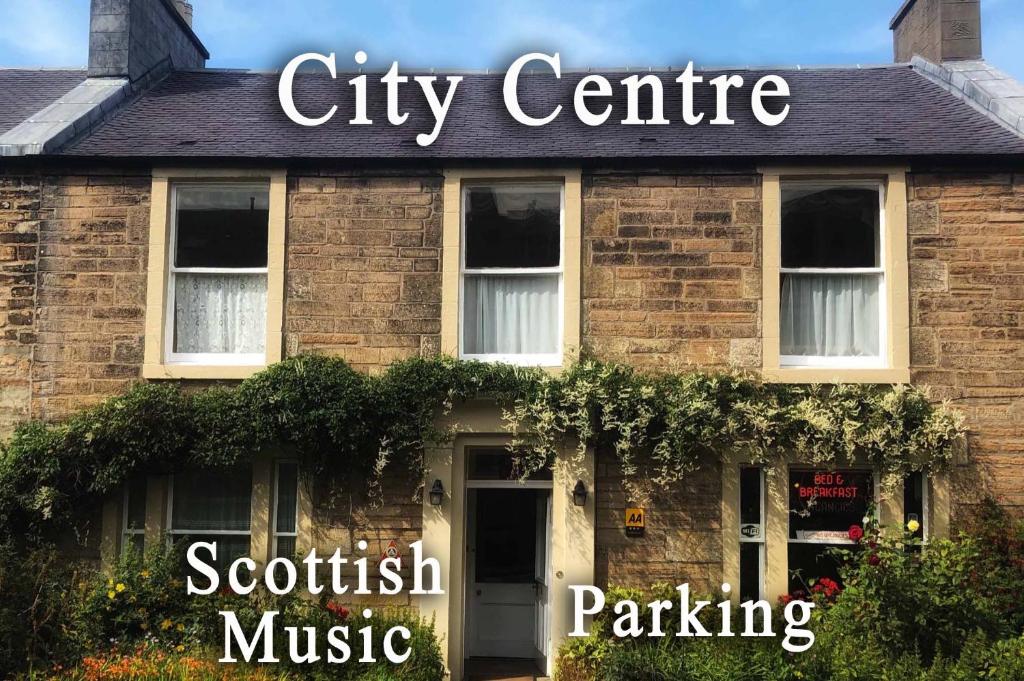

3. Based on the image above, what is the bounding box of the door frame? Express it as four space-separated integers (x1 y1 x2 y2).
464 468 554 664
419 406 596 681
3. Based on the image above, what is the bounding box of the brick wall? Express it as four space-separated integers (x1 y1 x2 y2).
0 174 41 433
285 173 443 371
907 171 1024 511
581 173 762 370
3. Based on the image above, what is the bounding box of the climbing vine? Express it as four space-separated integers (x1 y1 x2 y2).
0 354 964 547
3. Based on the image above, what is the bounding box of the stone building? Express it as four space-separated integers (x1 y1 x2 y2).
1 0 1023 678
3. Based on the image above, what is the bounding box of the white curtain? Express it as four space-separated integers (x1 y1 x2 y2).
174 273 266 354
780 273 880 357
463 274 559 355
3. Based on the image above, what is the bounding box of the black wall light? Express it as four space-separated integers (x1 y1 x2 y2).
572 480 588 506
429 479 445 506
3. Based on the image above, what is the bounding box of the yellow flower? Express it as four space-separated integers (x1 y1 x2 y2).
107 590 116 600
140 570 150 578
175 645 185 652
907 519 921 534
160 618 173 631
107 579 114 587
176 623 184 632
140 622 149 631
115 582 126 593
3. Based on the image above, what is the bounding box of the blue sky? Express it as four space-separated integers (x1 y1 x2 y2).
1 0 1023 79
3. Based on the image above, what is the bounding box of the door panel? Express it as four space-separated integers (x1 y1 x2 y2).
466 488 549 660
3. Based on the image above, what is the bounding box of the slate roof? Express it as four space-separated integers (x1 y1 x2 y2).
42 63 1024 159
0 69 86 135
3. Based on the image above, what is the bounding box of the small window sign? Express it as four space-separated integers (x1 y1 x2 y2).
740 523 762 540
625 507 645 538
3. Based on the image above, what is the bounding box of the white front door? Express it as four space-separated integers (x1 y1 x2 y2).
466 488 550 660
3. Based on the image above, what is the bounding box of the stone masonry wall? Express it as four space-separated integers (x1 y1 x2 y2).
595 449 722 592
907 171 1024 512
581 173 762 370
32 172 150 417
0 174 41 434
285 173 443 371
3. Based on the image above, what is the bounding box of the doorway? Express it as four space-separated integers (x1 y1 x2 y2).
464 449 552 674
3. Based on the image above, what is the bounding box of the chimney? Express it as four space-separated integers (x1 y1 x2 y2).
890 0 982 63
173 0 193 27
88 0 209 81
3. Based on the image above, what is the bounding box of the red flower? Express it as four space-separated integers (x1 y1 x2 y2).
848 525 864 542
325 601 350 620
868 553 881 566
779 594 794 605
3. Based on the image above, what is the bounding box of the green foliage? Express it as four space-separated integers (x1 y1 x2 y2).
0 355 964 547
6 545 445 680
557 511 1024 681
0 544 91 675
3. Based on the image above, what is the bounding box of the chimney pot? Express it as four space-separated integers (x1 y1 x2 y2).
890 0 982 63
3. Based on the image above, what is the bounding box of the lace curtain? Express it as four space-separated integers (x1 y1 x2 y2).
173 273 266 354
463 274 559 355
780 273 880 357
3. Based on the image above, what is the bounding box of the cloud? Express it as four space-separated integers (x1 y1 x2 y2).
0 0 86 66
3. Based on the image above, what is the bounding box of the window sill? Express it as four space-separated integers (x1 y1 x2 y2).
142 363 266 380
762 366 910 384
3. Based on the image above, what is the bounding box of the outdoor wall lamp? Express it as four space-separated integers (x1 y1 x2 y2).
429 479 444 506
572 480 588 507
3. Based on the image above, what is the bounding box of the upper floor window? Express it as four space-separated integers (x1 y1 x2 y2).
779 182 885 368
761 168 910 383
168 184 270 365
144 170 285 380
460 183 563 365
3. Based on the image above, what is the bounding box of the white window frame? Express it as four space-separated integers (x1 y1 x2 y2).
164 182 270 367
779 180 887 369
272 460 300 558
738 466 766 601
458 181 565 367
787 467 879 546
165 471 253 547
122 483 146 555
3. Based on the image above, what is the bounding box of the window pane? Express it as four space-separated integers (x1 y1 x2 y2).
781 187 879 268
175 186 269 268
739 543 762 602
465 186 560 269
276 536 297 560
468 448 553 481
275 463 298 534
172 469 252 532
463 274 559 355
474 489 537 583
740 468 762 527
780 273 880 357
175 535 251 578
904 472 924 539
173 273 267 354
125 477 147 531
789 469 872 542
788 543 847 593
